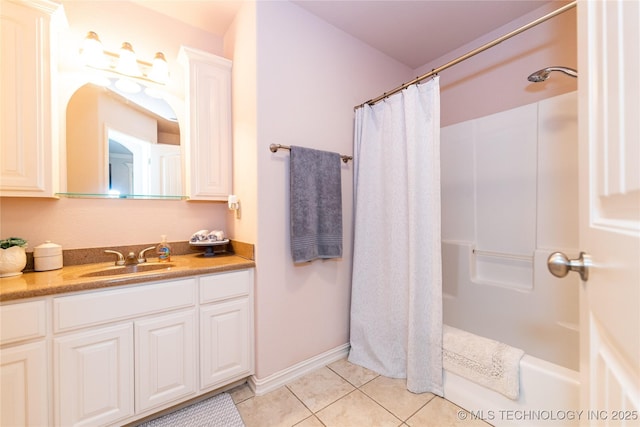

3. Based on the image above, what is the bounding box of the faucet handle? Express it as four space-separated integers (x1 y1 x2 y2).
104 250 125 266
138 246 156 263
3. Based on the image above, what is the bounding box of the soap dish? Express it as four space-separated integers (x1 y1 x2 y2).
190 239 230 257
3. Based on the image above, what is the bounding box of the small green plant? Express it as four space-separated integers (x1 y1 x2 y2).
0 237 28 249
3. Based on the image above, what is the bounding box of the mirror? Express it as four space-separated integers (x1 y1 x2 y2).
64 78 183 198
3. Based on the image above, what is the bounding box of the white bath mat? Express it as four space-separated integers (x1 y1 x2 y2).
443 325 525 400
138 392 245 427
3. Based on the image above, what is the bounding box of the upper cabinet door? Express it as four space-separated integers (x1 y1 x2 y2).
179 46 232 201
0 0 64 197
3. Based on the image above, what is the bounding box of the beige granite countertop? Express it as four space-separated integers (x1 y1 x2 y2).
0 253 255 302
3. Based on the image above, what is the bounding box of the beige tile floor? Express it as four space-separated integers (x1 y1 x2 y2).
229 358 492 427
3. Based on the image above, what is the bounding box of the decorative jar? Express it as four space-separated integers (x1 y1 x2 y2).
0 246 27 278
34 241 63 271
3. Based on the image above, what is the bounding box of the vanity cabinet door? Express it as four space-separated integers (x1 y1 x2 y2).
0 299 49 426
0 341 49 426
54 323 134 427
0 0 63 197
178 46 232 200
200 298 251 390
135 310 197 413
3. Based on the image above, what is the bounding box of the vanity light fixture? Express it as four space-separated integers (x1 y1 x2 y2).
80 31 170 88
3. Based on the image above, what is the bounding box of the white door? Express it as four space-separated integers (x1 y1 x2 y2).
575 0 640 421
149 143 182 196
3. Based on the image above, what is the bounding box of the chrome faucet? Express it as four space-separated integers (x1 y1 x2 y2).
104 246 156 266
137 246 156 263
104 250 125 266
125 252 138 266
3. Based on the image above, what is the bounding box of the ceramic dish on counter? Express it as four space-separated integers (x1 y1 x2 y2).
190 239 230 257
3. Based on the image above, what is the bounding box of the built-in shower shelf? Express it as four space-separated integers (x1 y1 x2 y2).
472 249 533 262
472 247 534 290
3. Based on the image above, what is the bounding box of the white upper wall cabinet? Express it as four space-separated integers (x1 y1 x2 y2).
179 46 232 201
0 0 65 197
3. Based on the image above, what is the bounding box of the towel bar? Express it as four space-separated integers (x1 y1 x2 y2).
269 143 353 163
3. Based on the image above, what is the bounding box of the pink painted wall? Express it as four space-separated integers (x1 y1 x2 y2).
415 2 577 127
0 197 226 249
248 2 412 378
224 2 258 245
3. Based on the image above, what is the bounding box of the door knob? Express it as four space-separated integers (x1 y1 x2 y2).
547 251 591 281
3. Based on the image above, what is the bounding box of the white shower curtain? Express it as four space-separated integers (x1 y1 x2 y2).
349 78 443 395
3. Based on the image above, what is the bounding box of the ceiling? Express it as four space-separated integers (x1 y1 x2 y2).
136 0 557 69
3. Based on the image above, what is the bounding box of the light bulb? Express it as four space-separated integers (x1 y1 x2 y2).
116 42 141 77
148 52 169 84
81 31 106 68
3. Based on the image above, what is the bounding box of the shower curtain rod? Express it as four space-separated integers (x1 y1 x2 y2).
354 0 577 110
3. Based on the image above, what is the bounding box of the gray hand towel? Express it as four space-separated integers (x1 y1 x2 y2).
290 146 343 263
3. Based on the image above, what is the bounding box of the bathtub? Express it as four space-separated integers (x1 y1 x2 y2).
444 354 580 427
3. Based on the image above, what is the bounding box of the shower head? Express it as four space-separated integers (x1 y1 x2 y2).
527 66 578 82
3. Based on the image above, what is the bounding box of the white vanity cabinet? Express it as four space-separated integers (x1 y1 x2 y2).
199 270 254 391
178 46 232 201
37 268 253 426
53 278 197 426
55 309 198 426
0 300 50 426
0 0 65 197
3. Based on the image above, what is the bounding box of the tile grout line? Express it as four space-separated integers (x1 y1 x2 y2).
398 393 438 425
285 379 357 422
326 364 407 425
284 383 317 422
285 363 389 426
327 361 442 425
234 360 460 427
356 385 412 425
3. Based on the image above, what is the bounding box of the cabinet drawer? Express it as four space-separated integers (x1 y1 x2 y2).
0 300 47 345
54 278 196 333
199 270 252 304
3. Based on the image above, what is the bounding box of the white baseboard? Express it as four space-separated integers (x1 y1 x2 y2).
248 343 350 396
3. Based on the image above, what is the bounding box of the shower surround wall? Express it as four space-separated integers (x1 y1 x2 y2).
441 91 579 370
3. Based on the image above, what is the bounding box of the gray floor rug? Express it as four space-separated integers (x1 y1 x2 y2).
138 393 245 427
